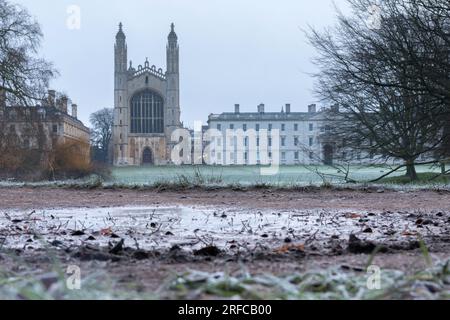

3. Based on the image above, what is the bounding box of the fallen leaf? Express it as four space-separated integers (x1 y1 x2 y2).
345 213 362 219
274 244 305 254
100 227 113 236
402 230 418 236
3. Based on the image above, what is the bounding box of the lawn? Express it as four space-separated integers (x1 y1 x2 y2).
109 164 444 186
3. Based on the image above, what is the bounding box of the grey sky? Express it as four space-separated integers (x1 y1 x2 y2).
14 0 349 128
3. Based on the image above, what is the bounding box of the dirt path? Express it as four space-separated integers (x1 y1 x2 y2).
1 187 449 299
1 187 450 211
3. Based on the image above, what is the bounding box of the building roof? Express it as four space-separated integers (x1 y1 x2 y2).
208 112 326 122
3 105 89 132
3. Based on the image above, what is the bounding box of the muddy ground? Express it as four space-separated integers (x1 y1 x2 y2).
1 187 450 298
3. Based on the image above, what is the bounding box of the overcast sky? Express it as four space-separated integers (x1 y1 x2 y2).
14 0 350 128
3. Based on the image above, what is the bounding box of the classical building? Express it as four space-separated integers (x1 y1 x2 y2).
207 103 338 165
0 89 90 164
113 23 182 166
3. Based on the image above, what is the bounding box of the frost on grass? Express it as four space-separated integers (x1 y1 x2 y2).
168 260 450 300
0 267 156 300
0 164 449 189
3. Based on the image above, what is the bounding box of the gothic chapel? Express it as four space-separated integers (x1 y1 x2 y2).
113 23 182 166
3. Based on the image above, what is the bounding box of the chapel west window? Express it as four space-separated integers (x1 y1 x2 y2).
130 90 164 134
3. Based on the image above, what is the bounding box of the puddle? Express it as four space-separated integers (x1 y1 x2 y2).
0 206 447 253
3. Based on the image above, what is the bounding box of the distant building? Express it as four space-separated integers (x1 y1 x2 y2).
0 89 90 165
207 103 341 165
112 23 182 166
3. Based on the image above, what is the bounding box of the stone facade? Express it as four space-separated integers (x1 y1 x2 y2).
0 89 90 162
207 103 404 166
113 23 182 166
207 103 340 165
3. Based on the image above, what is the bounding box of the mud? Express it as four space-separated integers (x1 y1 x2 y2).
0 187 449 296
1 205 449 256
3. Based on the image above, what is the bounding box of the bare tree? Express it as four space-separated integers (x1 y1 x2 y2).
0 0 57 106
308 0 450 180
407 0 450 163
90 108 113 163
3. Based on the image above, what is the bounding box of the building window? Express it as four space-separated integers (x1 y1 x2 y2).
256 124 260 131
23 139 30 148
268 124 272 131
244 152 248 161
229 124 234 130
217 124 222 131
282 152 286 161
309 123 314 131
309 152 314 160
9 124 15 133
257 138 260 147
269 137 272 147
243 124 247 131
281 124 286 131
130 90 164 134
309 137 314 147
52 124 58 133
217 138 222 147
269 152 272 159
294 151 299 160
244 137 248 147
294 137 299 146
145 76 149 84
281 137 286 147
294 124 298 131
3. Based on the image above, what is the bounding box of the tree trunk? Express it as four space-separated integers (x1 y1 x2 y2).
441 162 446 175
406 161 418 181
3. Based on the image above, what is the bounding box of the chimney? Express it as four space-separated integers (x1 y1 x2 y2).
72 104 78 118
308 104 317 113
61 96 68 113
331 104 339 113
257 103 265 114
234 104 240 114
285 104 291 114
48 90 56 107
0 87 5 108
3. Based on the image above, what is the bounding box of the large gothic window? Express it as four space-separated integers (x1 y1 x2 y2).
130 90 164 134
